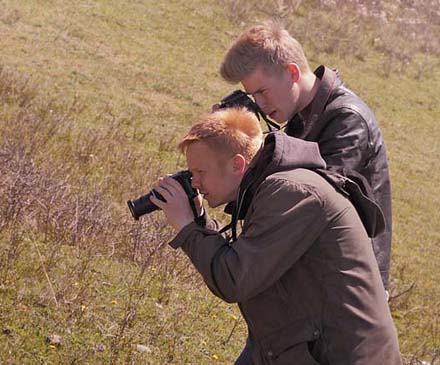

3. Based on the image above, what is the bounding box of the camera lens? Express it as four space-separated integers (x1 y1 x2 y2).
127 170 196 221
127 191 164 220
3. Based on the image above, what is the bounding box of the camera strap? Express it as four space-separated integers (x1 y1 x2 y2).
188 195 206 227
219 184 250 243
260 111 281 132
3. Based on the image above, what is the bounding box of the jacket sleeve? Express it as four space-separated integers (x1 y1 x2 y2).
169 176 327 303
318 108 372 172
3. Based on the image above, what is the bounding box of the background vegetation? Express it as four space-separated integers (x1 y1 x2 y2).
0 0 439 363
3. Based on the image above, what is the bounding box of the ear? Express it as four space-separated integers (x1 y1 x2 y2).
231 154 247 175
286 63 300 83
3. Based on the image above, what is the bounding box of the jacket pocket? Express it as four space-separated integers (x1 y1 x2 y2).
259 319 320 365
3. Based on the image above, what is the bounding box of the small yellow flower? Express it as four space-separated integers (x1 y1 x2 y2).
212 354 219 360
49 345 57 350
230 314 238 321
111 300 118 305
150 266 157 272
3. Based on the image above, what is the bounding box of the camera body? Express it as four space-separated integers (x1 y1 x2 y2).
219 90 279 131
127 170 198 220
127 90 279 221
219 90 261 116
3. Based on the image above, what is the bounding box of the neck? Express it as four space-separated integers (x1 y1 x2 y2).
300 71 319 113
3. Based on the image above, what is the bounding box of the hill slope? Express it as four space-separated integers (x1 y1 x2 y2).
1 0 439 363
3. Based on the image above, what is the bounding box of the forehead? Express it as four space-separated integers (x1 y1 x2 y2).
186 141 220 169
241 65 282 94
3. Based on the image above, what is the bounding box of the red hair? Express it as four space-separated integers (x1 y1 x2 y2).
179 108 263 162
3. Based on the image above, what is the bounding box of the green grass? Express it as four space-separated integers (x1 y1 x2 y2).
1 0 440 363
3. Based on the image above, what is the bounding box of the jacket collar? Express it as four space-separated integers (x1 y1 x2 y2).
286 65 339 140
222 133 326 241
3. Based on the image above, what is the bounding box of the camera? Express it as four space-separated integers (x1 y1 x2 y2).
218 90 280 131
127 170 198 220
219 90 261 116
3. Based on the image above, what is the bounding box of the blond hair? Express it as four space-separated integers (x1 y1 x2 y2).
179 108 263 162
220 21 310 83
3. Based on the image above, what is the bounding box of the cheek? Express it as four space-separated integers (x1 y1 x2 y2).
267 90 281 107
276 87 289 103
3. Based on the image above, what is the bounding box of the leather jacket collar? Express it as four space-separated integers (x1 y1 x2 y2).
286 65 339 140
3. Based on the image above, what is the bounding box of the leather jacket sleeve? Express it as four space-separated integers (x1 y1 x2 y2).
317 108 373 173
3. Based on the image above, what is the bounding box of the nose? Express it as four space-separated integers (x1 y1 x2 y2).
191 175 201 190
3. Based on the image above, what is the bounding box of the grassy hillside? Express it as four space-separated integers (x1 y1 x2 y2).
1 0 439 364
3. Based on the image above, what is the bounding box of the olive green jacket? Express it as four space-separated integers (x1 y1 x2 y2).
170 133 401 364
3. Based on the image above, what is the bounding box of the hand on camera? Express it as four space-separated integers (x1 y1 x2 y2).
150 176 196 232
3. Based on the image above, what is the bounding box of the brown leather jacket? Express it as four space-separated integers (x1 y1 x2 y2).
285 66 392 290
170 133 401 364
